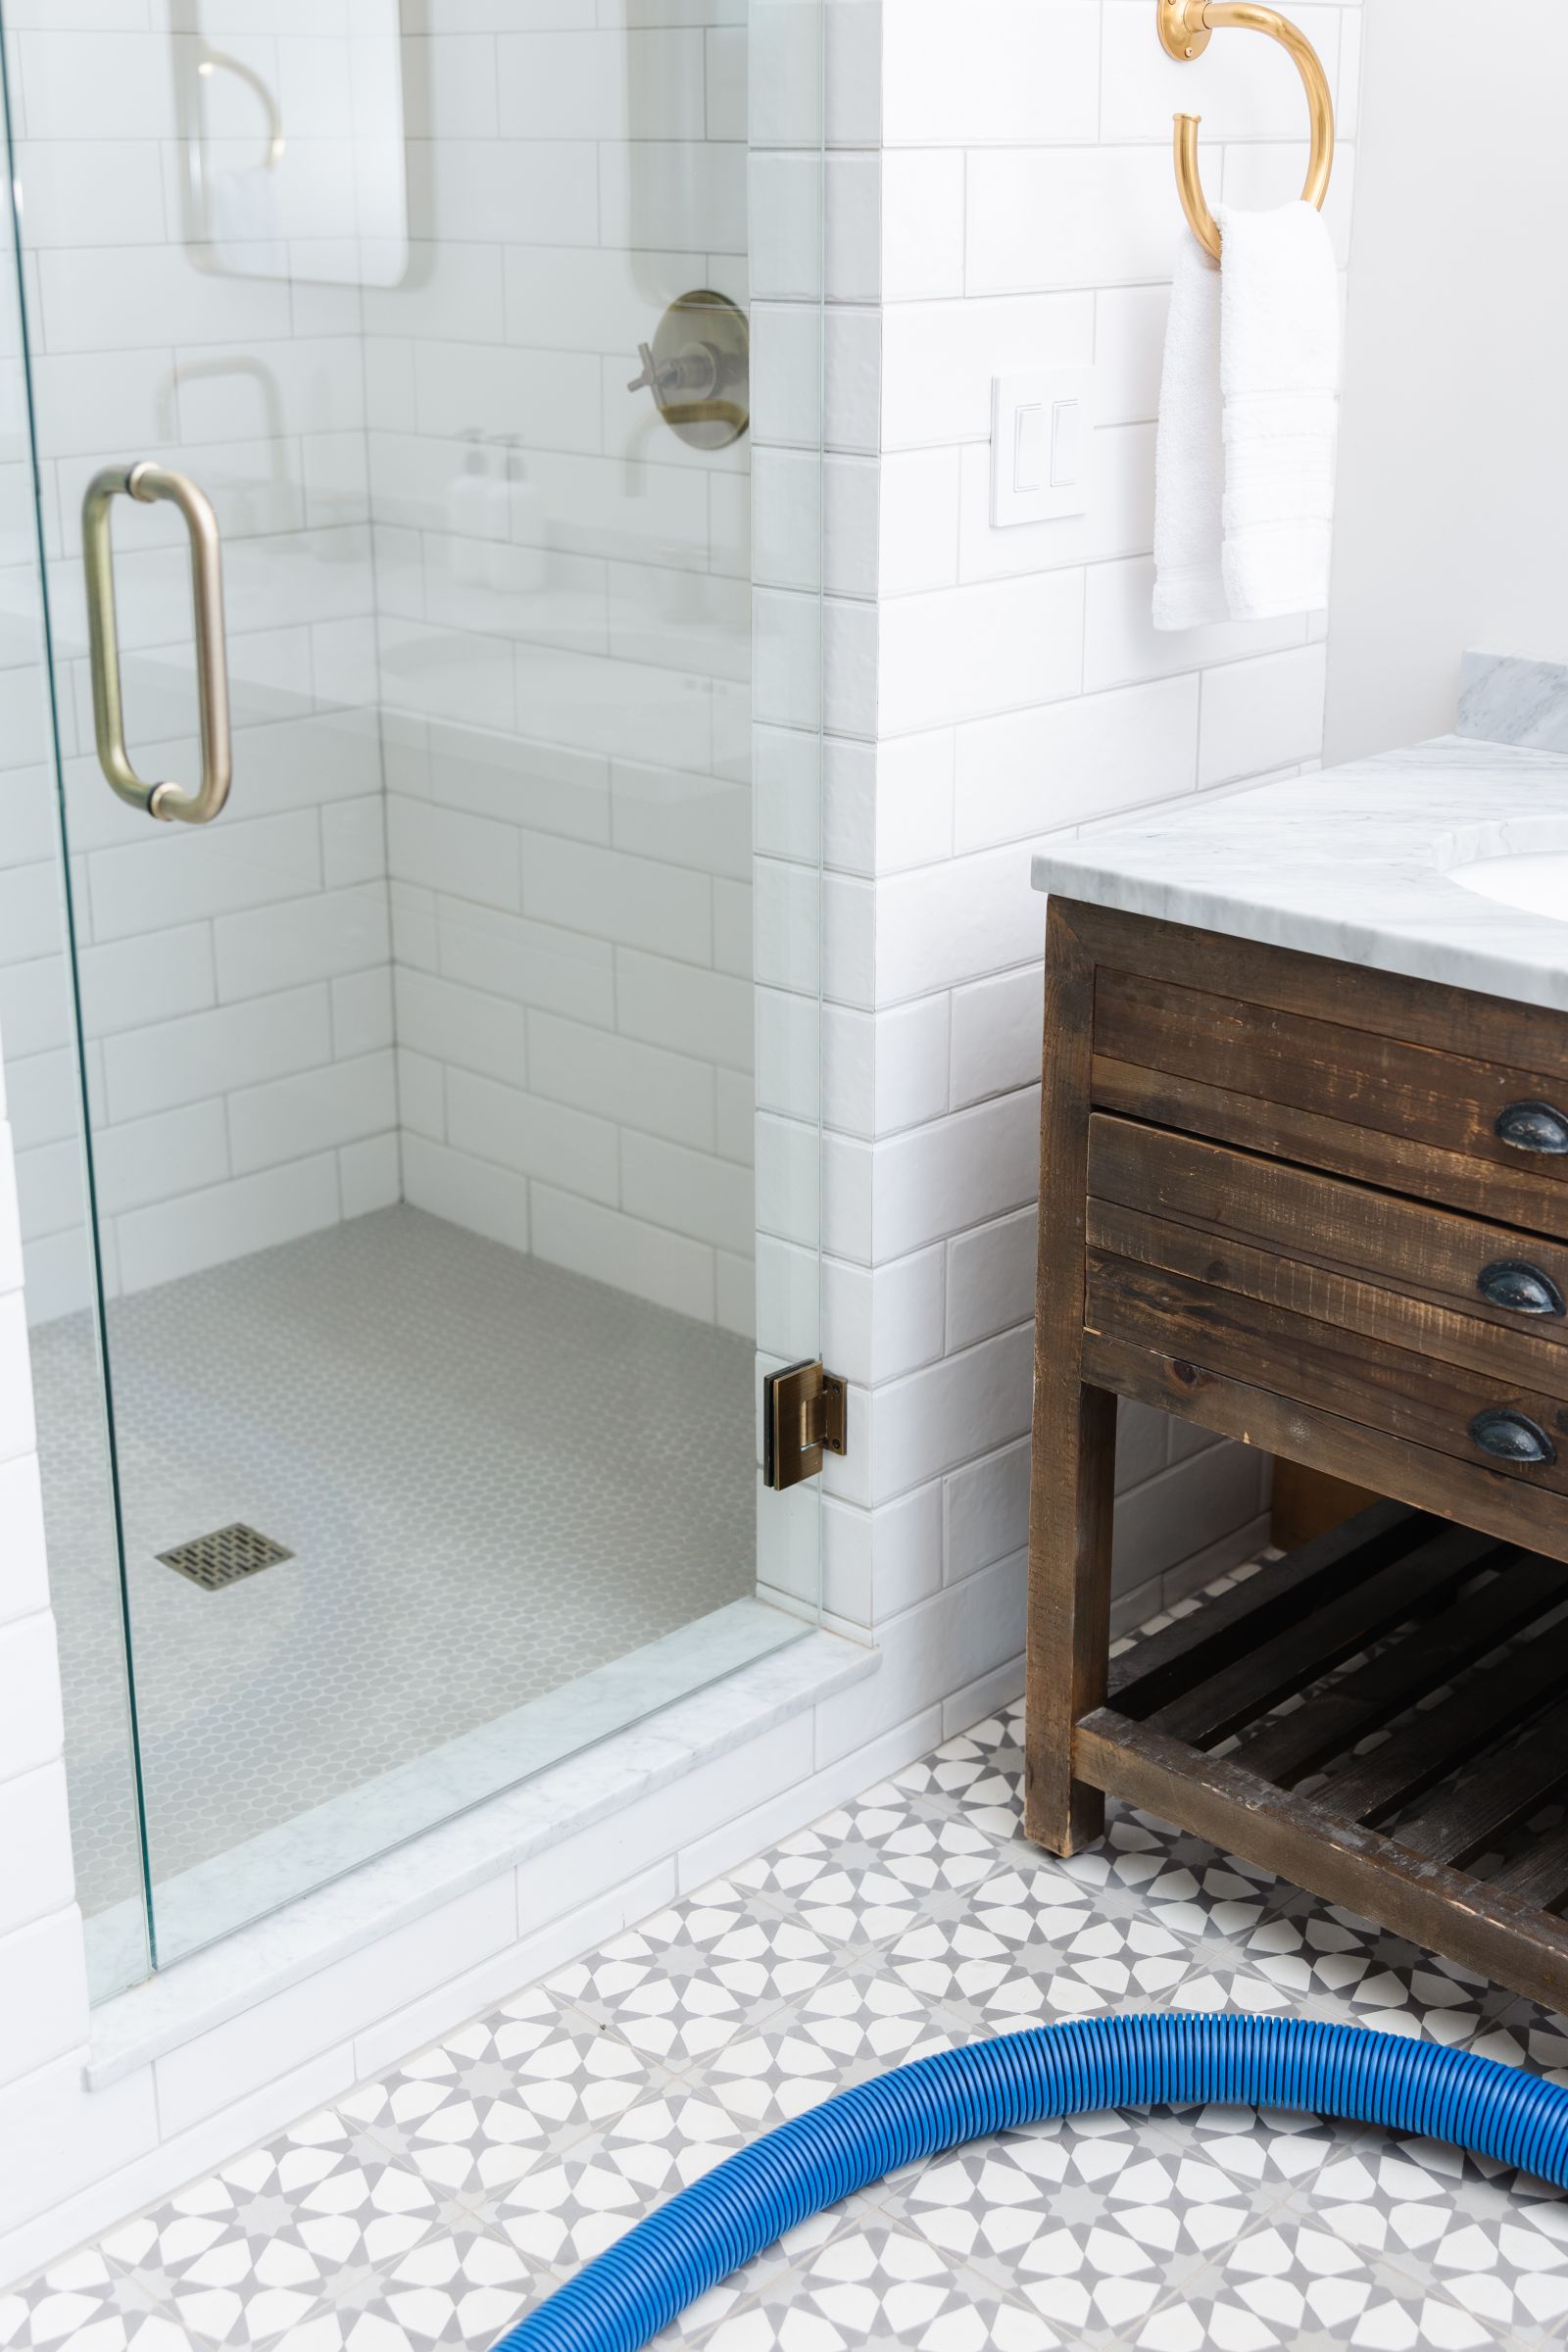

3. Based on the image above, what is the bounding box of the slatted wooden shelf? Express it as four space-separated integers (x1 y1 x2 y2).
1078 1501 1568 2010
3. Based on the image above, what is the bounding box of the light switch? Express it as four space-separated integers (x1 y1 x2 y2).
1013 404 1046 493
1051 398 1082 488
991 368 1096 527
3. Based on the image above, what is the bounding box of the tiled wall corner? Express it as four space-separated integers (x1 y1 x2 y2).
816 0 1363 1715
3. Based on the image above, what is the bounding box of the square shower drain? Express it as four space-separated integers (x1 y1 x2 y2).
158 1522 293 1592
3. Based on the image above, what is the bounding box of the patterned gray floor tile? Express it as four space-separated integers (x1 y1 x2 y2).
724 1790 998 1954
1129 2217 1504 2349
257 2225 540 2352
883 2116 1278 2347
338 1984 663 2201
478 2087 750 2274
883 1871 1226 2037
1249 1896 1505 2047
548 1881 837 2069
0 2249 199 2352
1287 2129 1568 2338
676 2217 1061 2351
100 2113 445 2349
892 1712 1027 1844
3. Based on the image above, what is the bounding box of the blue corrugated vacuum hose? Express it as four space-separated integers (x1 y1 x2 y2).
491 2012 1568 2352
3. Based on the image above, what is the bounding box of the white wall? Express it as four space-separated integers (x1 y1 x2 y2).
1324 0 1568 762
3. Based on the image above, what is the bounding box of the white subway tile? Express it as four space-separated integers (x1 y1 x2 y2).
946 1207 1033 1353
875 840 1046 1003
966 147 1176 297
879 572 1084 735
0 1911 88 2091
882 151 964 303
439 901 615 1028
949 964 1044 1110
755 1111 817 1250
228 1052 397 1177
611 762 750 882
103 987 333 1125
945 1437 1029 1585
401 33 502 138
884 1 1099 146
957 422 1155 585
0 1456 50 1631
93 1102 229 1219
1093 285 1173 426
822 307 878 459
17 29 177 140
823 1244 945 1389
387 793 522 913
531 1185 715 1320
394 969 529 1088
823 153 876 304
339 1133 401 1218
1084 557 1306 693
0 1612 63 1783
748 1 820 147
331 968 394 1059
447 1069 619 1201
953 673 1200 851
408 137 600 250
214 886 391 1004
861 1325 1032 1507
1100 3 1342 143
87 812 321 947
880 448 961 597
751 151 824 300
116 1156 342 1294
0 1765 74 1941
519 833 713 963
871 1087 1039 1264
615 947 753 1072
530 1012 716 1150
621 1130 753 1253
1199 643 1328 787
402 1134 530 1253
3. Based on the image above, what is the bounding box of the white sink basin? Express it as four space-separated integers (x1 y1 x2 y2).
1446 850 1568 922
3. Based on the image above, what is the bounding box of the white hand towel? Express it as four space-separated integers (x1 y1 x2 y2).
1153 201 1340 630
1152 232 1227 631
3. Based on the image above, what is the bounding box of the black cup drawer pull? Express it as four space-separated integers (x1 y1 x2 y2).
1469 1407 1557 1466
1477 1259 1567 1317
1495 1101 1568 1154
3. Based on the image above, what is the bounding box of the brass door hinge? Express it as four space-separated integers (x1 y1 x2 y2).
763 1360 848 1491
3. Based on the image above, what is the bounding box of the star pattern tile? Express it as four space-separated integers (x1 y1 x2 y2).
19 1579 1568 2352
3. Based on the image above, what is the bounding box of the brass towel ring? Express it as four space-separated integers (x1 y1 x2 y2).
1156 0 1335 262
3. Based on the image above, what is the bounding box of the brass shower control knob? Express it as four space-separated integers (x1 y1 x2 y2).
625 289 748 451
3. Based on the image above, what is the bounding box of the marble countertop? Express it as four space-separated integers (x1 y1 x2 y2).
1031 653 1568 1014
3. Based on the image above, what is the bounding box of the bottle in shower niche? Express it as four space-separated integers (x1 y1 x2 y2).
448 427 497 585
494 436 546 592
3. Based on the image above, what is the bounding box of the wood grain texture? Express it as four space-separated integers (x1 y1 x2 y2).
1089 1115 1568 1348
1096 963 1568 1196
1088 1197 1568 1395
1108 1498 1426 1721
1074 1707 1568 2014
1061 898 1568 1075
1271 1460 1382 1550
1147 1523 1497 1748
1025 900 1118 1855
1086 1250 1568 1494
1082 1326 1568 1560
1094 1056 1568 1239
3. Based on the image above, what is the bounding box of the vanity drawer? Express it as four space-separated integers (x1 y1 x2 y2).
1093 965 1568 1239
1082 1248 1568 1521
1087 1115 1568 1387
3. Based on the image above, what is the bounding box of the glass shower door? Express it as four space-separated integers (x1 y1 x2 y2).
3 0 826 1986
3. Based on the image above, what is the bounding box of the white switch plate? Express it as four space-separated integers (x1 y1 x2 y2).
991 367 1096 527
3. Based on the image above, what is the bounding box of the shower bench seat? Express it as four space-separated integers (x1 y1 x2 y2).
1026 895 1568 2013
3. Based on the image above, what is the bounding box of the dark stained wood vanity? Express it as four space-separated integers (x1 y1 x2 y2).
1025 894 1568 2011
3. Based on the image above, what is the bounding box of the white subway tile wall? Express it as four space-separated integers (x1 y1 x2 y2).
810 0 1362 1654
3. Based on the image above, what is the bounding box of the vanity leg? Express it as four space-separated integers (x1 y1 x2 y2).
1024 901 1117 1855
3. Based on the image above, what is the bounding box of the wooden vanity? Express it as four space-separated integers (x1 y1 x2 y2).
1026 890 1568 2011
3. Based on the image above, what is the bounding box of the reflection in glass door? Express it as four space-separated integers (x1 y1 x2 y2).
2 0 826 1993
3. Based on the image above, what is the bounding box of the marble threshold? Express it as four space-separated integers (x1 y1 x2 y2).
86 1614 876 2090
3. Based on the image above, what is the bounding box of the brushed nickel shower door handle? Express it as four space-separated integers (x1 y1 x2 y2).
81 462 233 824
